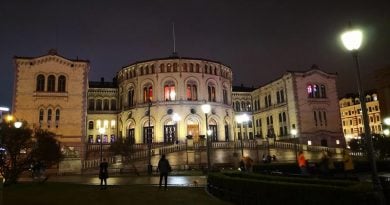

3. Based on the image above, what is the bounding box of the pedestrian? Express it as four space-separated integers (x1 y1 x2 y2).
99 158 109 189
271 155 277 161
244 156 253 172
297 151 308 175
343 150 354 179
157 154 171 190
319 151 329 176
327 151 335 177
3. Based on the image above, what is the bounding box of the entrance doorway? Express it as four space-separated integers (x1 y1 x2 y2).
187 124 199 142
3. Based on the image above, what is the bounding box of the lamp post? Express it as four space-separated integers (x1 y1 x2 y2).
147 100 153 175
291 129 298 163
384 117 390 136
201 104 211 172
341 25 383 194
235 114 249 157
99 127 105 163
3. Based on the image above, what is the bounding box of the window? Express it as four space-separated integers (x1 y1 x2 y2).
164 81 176 101
143 84 153 102
111 99 116 110
323 111 327 126
314 111 317 126
111 120 116 129
173 63 178 72
103 99 109 110
208 84 216 102
235 101 240 111
39 109 44 122
186 81 197 101
36 75 45 91
313 84 320 98
88 99 95 110
104 120 109 129
88 121 94 130
47 75 55 92
320 85 326 98
223 87 228 104
183 63 188 72
55 109 60 121
128 88 134 107
307 85 314 98
96 99 102 110
58 75 66 92
47 109 52 122
96 120 101 129
160 64 165 73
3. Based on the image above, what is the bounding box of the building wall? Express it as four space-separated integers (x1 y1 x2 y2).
116 58 234 143
339 93 382 142
13 52 89 152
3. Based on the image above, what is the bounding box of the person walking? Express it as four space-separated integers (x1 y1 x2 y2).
297 151 307 175
99 158 109 190
157 154 171 190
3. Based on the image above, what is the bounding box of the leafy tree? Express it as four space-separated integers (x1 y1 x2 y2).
348 133 390 160
109 137 134 162
0 121 34 185
0 122 63 186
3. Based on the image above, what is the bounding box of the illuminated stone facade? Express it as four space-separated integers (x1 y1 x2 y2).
13 50 89 156
339 92 383 142
232 66 345 147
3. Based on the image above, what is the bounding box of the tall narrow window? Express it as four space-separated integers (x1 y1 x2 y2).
186 81 197 101
36 75 45 91
128 88 134 107
96 99 102 110
47 75 55 92
88 99 95 110
58 75 66 92
307 85 314 98
313 84 320 98
103 99 109 110
110 99 117 110
88 121 94 130
143 84 153 102
235 101 240 111
223 88 228 104
320 85 326 98
280 89 285 102
55 109 60 121
47 109 52 122
323 111 327 126
39 109 44 122
208 84 216 102
314 111 317 126
319 111 323 126
164 81 176 101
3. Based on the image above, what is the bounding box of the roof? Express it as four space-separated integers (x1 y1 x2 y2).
232 85 256 92
14 49 89 63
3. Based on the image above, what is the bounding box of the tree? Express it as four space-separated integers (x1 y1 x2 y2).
0 122 63 186
348 133 390 160
32 129 63 168
0 121 34 186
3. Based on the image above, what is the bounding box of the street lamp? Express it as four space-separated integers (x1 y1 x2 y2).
235 114 249 157
98 127 105 162
147 100 153 175
172 113 181 143
341 25 383 193
201 104 212 172
291 129 298 163
384 117 390 136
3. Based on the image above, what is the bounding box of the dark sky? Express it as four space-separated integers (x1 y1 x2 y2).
1 0 389 108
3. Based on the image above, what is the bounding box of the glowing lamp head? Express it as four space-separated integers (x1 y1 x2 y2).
341 29 363 51
201 104 211 114
207 129 213 136
291 129 297 136
14 121 22 128
172 113 181 122
99 127 106 135
384 117 390 126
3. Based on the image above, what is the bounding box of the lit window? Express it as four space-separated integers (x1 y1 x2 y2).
104 120 109 129
96 120 101 129
143 84 153 102
164 81 176 101
307 140 312 145
111 120 116 129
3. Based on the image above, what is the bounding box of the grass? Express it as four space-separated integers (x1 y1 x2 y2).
2 182 231 205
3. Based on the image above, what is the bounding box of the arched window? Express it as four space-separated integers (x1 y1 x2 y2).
164 81 176 101
39 109 44 122
111 99 117 110
96 99 102 110
143 84 153 102
160 64 165 73
103 99 109 110
47 109 52 122
235 101 240 111
196 64 200 73
36 75 45 91
223 86 228 104
47 75 55 92
186 80 197 101
88 121 94 130
313 84 320 98
241 101 245 111
183 63 187 72
88 99 95 110
55 109 60 121
190 63 194 72
307 84 314 98
320 85 326 98
173 63 177 72
128 88 134 107
204 65 208 73
58 75 66 92
208 84 216 102
167 64 171 72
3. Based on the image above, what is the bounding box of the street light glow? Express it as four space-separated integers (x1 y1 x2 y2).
201 104 211 114
291 129 297 136
384 117 390 126
172 113 181 122
14 121 22 128
341 29 363 51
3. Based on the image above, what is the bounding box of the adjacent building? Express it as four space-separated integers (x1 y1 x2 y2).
339 92 383 142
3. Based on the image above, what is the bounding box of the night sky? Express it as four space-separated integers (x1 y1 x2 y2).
1 0 389 108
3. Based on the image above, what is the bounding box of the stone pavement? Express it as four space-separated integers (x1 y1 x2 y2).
19 174 207 187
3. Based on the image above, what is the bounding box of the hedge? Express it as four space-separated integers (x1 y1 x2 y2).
207 172 380 205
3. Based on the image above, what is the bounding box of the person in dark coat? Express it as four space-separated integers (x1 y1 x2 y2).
157 154 171 190
99 158 109 189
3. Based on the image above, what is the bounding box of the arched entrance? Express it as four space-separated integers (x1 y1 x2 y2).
143 120 154 144
187 118 199 142
164 119 177 143
209 118 218 142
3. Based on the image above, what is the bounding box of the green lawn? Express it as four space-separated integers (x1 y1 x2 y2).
2 182 231 205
